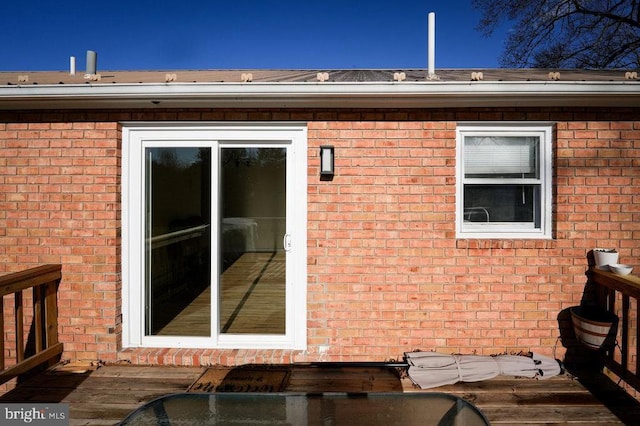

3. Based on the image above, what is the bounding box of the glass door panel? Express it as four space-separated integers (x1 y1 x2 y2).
219 147 286 334
144 147 212 336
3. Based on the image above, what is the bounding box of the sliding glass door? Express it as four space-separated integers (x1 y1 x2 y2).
124 124 307 350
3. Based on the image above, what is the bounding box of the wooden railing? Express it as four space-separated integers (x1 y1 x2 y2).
590 267 640 393
0 264 63 385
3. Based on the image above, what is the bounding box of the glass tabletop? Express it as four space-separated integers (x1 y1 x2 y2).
119 392 490 425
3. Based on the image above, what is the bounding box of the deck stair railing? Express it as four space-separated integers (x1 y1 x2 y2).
0 264 63 385
590 267 640 393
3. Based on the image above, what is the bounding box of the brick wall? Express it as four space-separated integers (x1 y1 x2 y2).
0 108 638 367
0 119 121 364
307 111 639 364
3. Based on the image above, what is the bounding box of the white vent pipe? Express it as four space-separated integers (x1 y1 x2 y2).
70 56 76 75
428 12 436 78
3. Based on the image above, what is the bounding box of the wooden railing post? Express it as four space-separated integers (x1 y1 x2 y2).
33 285 42 354
14 291 24 363
44 279 59 349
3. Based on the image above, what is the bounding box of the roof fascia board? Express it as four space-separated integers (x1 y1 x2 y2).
0 81 638 109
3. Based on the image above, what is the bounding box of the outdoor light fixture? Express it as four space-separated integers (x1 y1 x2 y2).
320 145 334 180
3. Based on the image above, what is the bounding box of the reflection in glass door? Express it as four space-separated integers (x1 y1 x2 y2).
219 147 286 335
145 147 212 336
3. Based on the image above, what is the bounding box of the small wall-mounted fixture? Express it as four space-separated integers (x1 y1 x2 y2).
320 145 334 180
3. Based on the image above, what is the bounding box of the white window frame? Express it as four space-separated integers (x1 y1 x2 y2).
121 123 307 350
456 123 553 239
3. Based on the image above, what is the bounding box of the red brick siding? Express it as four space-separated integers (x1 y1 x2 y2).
308 114 639 362
0 120 121 363
0 108 638 367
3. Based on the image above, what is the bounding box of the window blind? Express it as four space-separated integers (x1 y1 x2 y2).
464 137 537 175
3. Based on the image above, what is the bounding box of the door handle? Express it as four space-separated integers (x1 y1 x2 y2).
283 234 292 251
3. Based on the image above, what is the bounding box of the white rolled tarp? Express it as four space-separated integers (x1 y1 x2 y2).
405 351 561 390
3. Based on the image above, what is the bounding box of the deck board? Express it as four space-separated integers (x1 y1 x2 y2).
0 364 632 425
0 365 202 426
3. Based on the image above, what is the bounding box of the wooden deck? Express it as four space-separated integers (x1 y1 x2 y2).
0 362 638 425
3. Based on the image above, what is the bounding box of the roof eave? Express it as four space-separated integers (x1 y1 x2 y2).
0 81 638 110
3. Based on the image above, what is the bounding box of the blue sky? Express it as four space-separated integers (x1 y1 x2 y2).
1 1 509 71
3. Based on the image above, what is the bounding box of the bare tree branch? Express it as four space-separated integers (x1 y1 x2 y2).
570 0 640 28
473 0 640 68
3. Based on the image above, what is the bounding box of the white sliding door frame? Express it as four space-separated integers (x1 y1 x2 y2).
122 123 307 350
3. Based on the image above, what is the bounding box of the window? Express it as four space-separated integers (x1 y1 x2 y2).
456 123 552 239
122 124 307 349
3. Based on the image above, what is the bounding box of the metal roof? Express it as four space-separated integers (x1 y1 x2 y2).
0 68 638 110
1 68 637 84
